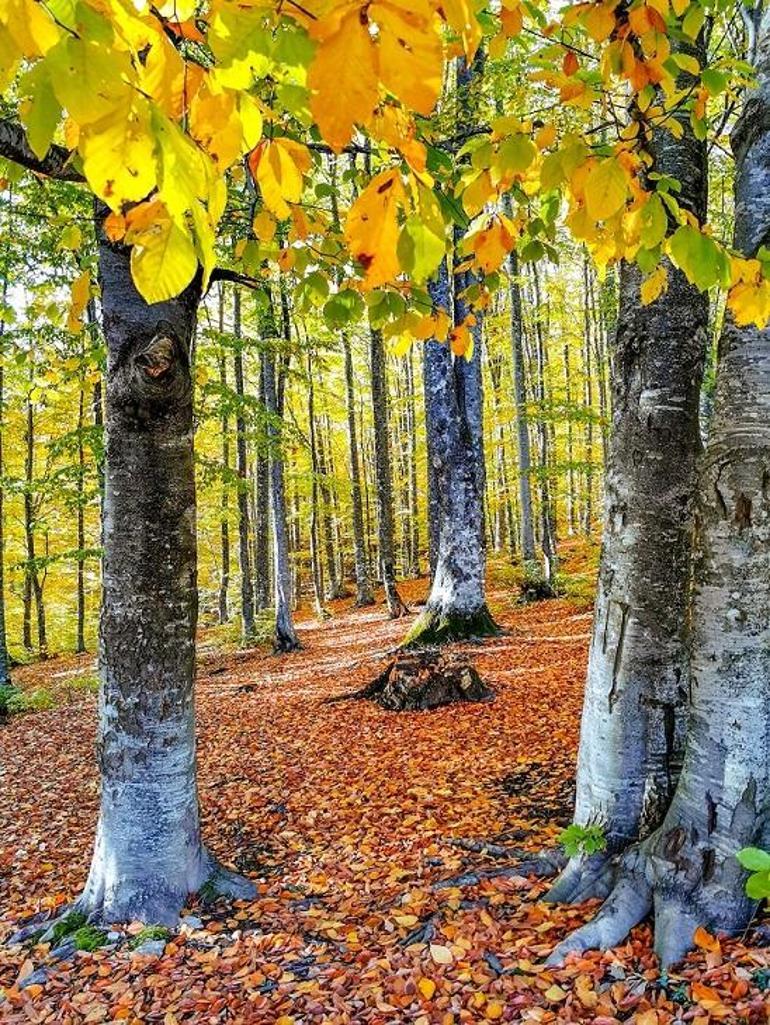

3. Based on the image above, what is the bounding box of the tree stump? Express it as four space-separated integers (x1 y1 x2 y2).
360 650 494 711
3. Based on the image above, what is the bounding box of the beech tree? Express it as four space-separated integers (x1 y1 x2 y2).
548 7 770 966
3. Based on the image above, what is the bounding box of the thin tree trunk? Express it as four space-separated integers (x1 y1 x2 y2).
233 290 255 642
531 263 558 584
582 254 595 537
369 325 408 617
343 332 374 604
406 347 420 576
253 355 270 612
24 375 46 656
76 227 253 925
507 248 538 574
217 288 231 625
76 360 87 653
307 351 326 618
0 255 11 684
263 314 299 652
563 342 577 536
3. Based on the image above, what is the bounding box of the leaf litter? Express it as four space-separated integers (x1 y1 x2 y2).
2 563 770 1023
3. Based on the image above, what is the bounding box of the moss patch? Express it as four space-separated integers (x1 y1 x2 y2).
128 926 171 949
401 605 501 649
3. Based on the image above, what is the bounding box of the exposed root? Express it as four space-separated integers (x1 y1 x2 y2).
544 850 617 904
203 859 258 902
435 850 566 890
273 633 301 654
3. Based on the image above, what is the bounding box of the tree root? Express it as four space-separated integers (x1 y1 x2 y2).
544 850 617 904
435 850 566 890
545 830 757 969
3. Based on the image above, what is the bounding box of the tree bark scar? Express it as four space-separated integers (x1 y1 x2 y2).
608 602 630 712
735 492 753 528
136 335 176 379
706 791 717 834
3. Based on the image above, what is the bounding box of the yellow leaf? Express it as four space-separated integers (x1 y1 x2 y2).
485 1001 504 1020
67 269 91 333
441 0 482 60
584 156 627 221
584 3 616 42
250 138 304 219
418 977 436 999
635 1011 658 1025
309 8 378 151
471 218 515 274
640 264 668 305
429 943 454 964
253 210 276 242
130 216 198 304
344 168 406 289
691 981 721 1009
80 96 157 209
535 122 557 149
376 0 443 115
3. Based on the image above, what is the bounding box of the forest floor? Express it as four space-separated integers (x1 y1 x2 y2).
2 545 770 1023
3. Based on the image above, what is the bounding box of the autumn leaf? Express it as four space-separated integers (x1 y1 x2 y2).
344 168 406 288
584 156 627 221
67 269 91 334
249 138 306 219
309 7 378 152
429 943 454 964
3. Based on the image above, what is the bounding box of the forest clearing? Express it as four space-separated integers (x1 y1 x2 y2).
4 555 770 1024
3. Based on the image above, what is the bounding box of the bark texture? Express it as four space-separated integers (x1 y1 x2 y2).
77 232 254 925
548 24 770 966
405 262 498 647
548 46 710 907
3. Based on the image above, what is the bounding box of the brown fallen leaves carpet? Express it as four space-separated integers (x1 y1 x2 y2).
2 574 770 1023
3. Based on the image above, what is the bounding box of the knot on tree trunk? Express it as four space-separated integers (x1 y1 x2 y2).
360 650 494 711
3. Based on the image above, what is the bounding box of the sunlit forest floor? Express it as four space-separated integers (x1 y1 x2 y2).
3 542 770 1023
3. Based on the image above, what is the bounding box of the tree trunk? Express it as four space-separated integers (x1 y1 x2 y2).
582 254 595 537
76 360 87 653
547 35 709 908
24 376 46 656
404 260 498 647
307 351 326 618
0 259 11 684
530 263 558 584
507 249 538 574
253 355 271 613
263 343 300 652
77 231 254 925
342 332 374 604
217 289 231 625
549 18 770 964
369 325 408 617
233 290 256 642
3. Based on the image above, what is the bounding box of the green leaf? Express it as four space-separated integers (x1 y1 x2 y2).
745 871 770 901
497 135 537 175
737 847 770 872
701 68 727 96
669 225 730 292
640 194 668 249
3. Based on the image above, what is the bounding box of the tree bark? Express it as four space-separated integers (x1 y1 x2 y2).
507 249 538 574
76 358 87 653
342 332 374 604
253 355 270 613
217 288 231 625
404 260 498 646
369 325 408 617
77 231 254 925
264 284 300 652
24 372 47 656
547 35 710 910
549 19 770 963
0 251 12 684
233 290 256 642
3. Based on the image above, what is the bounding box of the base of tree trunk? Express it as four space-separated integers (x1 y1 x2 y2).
273 632 301 654
354 594 377 608
401 604 500 648
358 650 494 711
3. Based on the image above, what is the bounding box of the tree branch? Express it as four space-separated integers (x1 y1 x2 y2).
208 268 266 292
0 119 84 182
